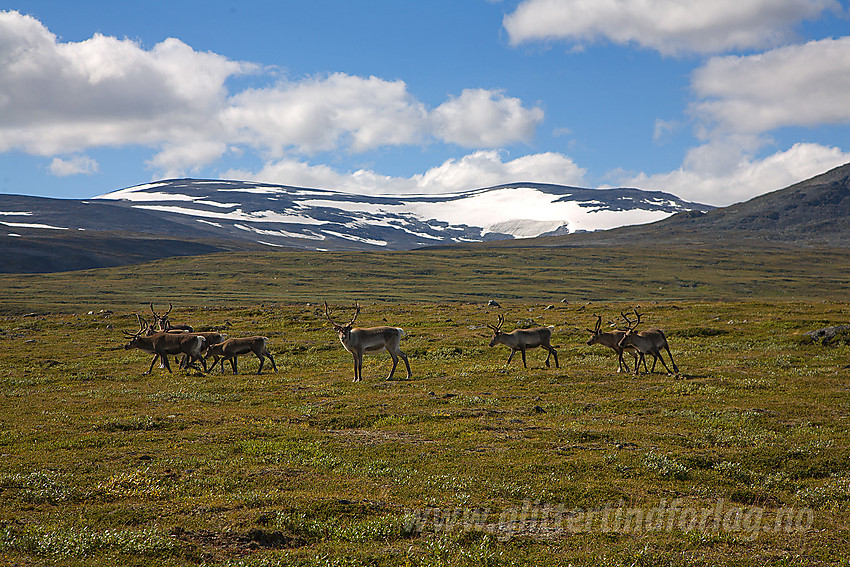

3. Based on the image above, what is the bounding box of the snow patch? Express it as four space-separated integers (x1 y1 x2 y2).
0 221 68 230
323 230 388 247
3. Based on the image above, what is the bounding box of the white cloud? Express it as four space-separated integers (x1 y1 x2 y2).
431 89 544 147
146 140 229 178
692 37 850 135
0 11 250 155
620 141 850 206
221 74 430 156
413 150 584 192
48 155 99 176
0 11 545 179
223 150 586 195
504 0 840 55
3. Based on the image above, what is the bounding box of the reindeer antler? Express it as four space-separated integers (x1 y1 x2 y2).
488 313 505 332
325 301 360 329
324 301 339 328
348 303 360 327
621 308 642 331
123 313 147 337
587 314 602 334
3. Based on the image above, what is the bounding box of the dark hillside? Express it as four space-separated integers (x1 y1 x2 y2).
473 162 850 249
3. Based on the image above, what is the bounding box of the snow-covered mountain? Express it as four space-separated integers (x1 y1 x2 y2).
93 179 712 250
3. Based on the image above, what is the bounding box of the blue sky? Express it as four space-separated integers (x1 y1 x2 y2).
1 0 849 205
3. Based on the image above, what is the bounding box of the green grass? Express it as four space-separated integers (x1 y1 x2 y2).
0 247 849 565
1 245 850 314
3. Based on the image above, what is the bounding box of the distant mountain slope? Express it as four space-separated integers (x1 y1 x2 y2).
92 179 710 248
0 179 710 272
483 162 850 249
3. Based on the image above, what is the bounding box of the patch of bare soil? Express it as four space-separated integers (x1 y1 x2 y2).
170 526 307 558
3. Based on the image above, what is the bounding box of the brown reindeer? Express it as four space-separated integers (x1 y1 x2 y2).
586 314 646 374
141 320 224 372
206 336 277 375
123 314 206 374
325 302 411 382
618 309 679 376
487 313 559 369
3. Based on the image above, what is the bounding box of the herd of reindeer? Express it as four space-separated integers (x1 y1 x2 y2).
122 302 679 381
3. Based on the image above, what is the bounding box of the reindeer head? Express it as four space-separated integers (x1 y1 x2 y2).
123 314 149 349
150 302 174 331
324 301 360 342
487 313 505 347
585 315 604 346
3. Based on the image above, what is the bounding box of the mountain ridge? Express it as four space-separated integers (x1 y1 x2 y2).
0 179 710 272
473 162 850 249
2 163 847 273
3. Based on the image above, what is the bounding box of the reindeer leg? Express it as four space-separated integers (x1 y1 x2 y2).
618 351 628 373
544 346 551 368
506 349 516 366
387 351 399 380
520 347 528 369
351 353 359 382
161 354 172 374
256 352 264 374
267 353 277 373
399 349 412 379
550 346 559 369
147 354 159 374
650 353 659 373
230 356 238 374
655 350 675 375
664 344 679 374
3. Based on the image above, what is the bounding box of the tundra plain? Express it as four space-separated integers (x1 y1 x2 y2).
0 246 848 566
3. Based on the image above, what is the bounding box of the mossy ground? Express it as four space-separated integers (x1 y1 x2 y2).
0 247 849 565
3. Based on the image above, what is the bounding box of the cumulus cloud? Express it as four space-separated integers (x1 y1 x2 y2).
0 11 250 156
223 150 586 195
221 74 430 156
692 37 850 135
619 141 850 206
0 10 545 180
48 155 99 176
431 89 544 147
504 0 840 55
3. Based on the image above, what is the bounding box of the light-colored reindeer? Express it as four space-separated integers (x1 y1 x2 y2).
150 302 193 333
123 314 206 374
618 309 679 376
324 302 412 382
206 336 276 375
585 314 646 374
487 313 559 369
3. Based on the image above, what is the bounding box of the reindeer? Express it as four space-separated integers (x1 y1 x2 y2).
206 336 276 374
150 302 193 333
324 302 411 382
618 309 679 376
178 331 227 371
585 314 646 374
140 320 223 371
487 313 559 369
123 314 206 374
